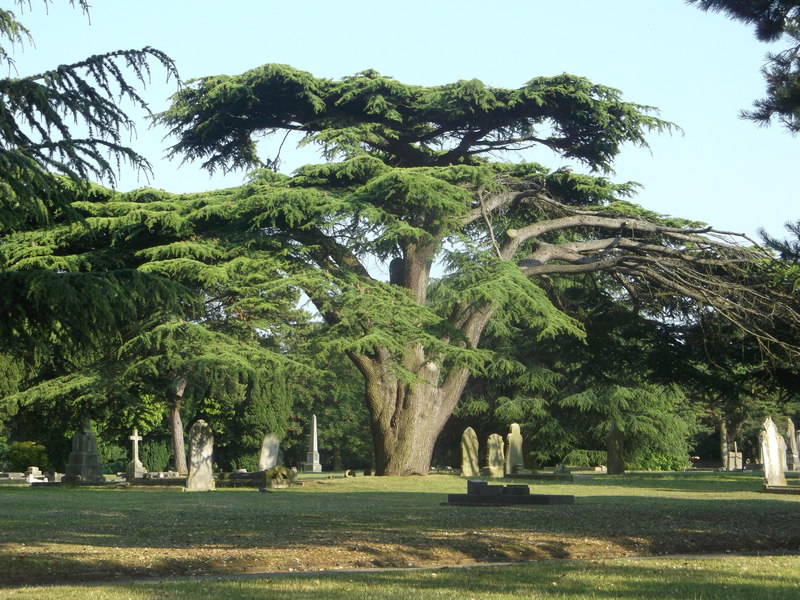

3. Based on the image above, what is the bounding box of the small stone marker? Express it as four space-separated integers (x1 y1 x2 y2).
461 427 479 477
786 418 799 471
761 417 787 488
302 414 322 473
126 428 145 480
258 433 281 471
486 433 505 478
62 416 106 484
505 423 524 475
186 419 215 491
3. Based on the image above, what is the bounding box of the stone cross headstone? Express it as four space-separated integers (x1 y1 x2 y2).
62 416 106 484
505 423 524 475
786 418 799 471
186 419 215 491
460 427 479 477
126 428 146 480
761 416 787 487
486 433 505 478
302 414 322 473
258 433 281 471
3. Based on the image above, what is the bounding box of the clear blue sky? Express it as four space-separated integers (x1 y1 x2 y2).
13 0 797 240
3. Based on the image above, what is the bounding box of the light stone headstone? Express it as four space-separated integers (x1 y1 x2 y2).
505 423 524 475
258 433 281 471
62 416 106 484
786 418 799 471
460 427 479 477
302 414 322 473
486 433 505 478
761 417 787 487
126 428 145 480
186 419 215 491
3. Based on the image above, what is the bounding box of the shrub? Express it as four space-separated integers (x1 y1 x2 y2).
8 441 50 471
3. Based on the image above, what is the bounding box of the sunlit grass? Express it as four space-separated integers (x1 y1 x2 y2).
7 556 800 599
1 471 798 592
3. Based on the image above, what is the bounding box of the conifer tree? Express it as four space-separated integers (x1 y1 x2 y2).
152 64 799 475
9 64 797 475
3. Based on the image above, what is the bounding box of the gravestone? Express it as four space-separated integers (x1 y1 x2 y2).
786 418 799 471
302 414 322 473
186 419 215 491
486 433 505 478
461 427 479 477
761 417 787 487
62 416 106 484
258 433 281 471
126 428 146 480
607 424 625 475
505 423 524 475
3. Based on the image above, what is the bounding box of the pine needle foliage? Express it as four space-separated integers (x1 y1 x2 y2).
0 1 179 233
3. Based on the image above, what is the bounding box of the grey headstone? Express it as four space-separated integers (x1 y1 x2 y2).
486 433 505 478
505 423 524 475
186 419 215 491
258 434 281 471
761 417 787 487
786 418 799 471
62 416 106 484
461 427 479 477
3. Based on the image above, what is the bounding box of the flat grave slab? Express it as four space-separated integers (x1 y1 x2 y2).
442 479 574 506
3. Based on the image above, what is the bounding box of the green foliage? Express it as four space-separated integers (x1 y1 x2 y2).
0 1 178 232
139 437 171 472
159 64 673 174
8 440 48 471
689 0 800 131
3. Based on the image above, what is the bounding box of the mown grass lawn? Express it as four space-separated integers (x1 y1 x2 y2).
1 472 799 597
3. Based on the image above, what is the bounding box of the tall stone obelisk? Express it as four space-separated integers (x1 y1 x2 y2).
303 414 322 472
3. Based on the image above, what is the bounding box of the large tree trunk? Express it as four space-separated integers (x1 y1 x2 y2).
170 377 188 473
354 352 470 476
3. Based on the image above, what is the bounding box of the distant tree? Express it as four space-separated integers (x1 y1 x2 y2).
453 273 698 472
152 64 799 475
688 0 800 131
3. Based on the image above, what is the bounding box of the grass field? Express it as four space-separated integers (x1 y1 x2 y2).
1 472 799 597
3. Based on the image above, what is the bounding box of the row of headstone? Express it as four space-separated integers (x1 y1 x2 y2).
760 416 800 487
460 424 525 478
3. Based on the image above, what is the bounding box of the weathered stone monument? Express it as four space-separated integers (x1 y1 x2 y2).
126 428 146 480
607 424 625 475
302 414 322 473
486 433 505 478
186 419 215 491
505 423 524 475
761 417 787 488
62 416 105 484
258 433 281 471
786 418 799 471
460 427 479 477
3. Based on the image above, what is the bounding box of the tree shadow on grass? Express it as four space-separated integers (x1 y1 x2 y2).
1 487 799 586
14 559 800 599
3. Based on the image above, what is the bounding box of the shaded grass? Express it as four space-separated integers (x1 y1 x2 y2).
1 472 799 588
6 556 800 599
